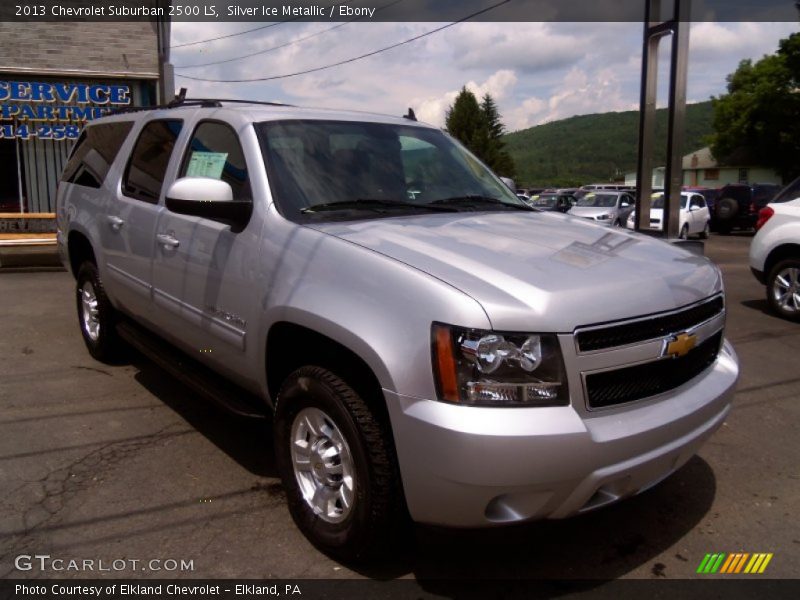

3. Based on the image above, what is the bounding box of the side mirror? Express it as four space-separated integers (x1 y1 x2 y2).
165 177 252 229
621 202 630 208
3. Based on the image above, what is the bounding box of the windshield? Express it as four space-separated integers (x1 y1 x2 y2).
256 120 525 220
651 194 688 209
575 193 618 207
532 194 557 207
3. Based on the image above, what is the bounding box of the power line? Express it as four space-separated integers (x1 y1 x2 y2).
175 0 405 69
171 0 353 49
176 0 511 83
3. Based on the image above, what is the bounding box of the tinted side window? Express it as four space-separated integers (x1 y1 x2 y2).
752 184 780 204
772 176 800 204
180 121 250 200
123 120 183 203
61 122 134 188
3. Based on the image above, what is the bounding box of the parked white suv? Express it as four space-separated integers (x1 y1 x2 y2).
627 192 711 239
749 176 800 321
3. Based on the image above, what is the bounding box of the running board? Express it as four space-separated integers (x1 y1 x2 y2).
116 320 269 419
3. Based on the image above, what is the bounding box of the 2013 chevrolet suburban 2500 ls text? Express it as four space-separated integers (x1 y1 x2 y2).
57 103 739 560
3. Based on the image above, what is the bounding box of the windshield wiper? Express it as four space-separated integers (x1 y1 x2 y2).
430 195 533 210
300 198 459 214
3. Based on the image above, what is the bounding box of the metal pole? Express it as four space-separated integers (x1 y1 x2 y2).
156 1 174 103
635 0 692 240
662 0 691 239
15 135 24 213
635 0 662 233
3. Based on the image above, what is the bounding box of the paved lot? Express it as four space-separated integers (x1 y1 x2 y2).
0 234 798 585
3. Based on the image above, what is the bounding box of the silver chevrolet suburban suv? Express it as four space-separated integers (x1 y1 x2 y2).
57 101 739 560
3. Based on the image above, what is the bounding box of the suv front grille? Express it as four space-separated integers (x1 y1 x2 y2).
585 332 722 409
576 296 724 352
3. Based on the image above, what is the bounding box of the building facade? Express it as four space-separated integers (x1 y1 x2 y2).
626 146 783 190
681 146 783 188
0 22 162 213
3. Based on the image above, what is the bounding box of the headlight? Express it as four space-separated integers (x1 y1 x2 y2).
431 323 568 407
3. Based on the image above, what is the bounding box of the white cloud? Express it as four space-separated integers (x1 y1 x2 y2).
447 23 588 73
412 69 518 127
522 66 638 126
169 21 798 133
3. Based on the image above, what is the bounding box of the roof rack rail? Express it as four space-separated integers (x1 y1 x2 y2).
105 88 294 117
108 100 221 115
184 98 295 108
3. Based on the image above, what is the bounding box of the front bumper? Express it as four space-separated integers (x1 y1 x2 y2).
385 340 738 527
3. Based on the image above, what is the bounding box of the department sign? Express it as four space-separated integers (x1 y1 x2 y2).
0 80 130 141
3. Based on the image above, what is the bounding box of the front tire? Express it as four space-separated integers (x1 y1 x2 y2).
766 259 800 322
274 366 403 561
75 261 123 362
679 224 689 240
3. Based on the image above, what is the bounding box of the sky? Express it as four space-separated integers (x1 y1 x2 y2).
170 21 799 132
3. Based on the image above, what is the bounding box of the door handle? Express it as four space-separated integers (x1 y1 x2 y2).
156 233 180 249
106 216 125 231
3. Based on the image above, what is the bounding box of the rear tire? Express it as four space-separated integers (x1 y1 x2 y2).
274 366 403 562
715 198 738 234
75 261 123 362
700 222 710 240
766 259 800 322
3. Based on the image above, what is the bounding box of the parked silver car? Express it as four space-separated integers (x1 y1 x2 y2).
57 102 738 560
569 190 634 226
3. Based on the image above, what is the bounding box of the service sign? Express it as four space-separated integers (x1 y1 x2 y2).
0 80 130 141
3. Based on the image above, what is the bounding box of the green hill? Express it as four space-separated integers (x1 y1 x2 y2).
503 101 714 187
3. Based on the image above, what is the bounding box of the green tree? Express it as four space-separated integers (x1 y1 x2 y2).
445 87 516 178
710 32 800 181
480 93 516 178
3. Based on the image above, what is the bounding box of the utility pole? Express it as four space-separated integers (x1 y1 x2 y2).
156 0 174 103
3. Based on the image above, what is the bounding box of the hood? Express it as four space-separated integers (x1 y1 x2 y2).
308 212 722 332
568 206 616 218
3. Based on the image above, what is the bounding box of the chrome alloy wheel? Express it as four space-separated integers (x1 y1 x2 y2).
80 281 101 341
773 266 800 313
290 407 355 523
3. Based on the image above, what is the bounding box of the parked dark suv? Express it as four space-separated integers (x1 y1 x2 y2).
714 183 782 234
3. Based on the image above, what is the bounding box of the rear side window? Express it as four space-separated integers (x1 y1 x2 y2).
752 184 781 204
60 122 134 188
771 176 800 204
180 121 250 200
123 120 183 203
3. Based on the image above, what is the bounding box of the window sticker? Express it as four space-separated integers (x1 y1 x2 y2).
186 151 228 179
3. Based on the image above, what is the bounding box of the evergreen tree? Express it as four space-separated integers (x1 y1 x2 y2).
445 87 486 155
480 93 516 178
445 88 516 178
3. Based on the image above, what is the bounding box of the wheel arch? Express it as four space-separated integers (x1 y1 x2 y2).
264 319 392 417
67 229 96 279
764 243 800 279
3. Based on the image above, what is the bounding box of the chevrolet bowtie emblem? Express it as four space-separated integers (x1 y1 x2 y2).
663 332 697 358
